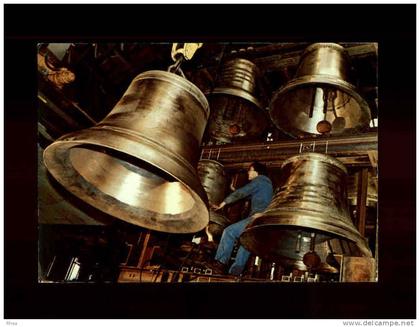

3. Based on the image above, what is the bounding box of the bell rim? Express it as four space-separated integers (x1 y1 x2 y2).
240 212 372 257
242 221 362 247
245 209 361 239
270 74 371 110
43 127 210 233
207 87 264 110
46 126 209 201
269 75 372 136
205 91 270 143
241 229 372 260
198 159 225 168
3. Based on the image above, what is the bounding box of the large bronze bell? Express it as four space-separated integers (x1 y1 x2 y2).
43 70 210 233
205 58 269 143
240 152 372 262
269 43 371 137
197 159 230 239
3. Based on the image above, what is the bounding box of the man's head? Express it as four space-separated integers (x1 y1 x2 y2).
247 161 267 180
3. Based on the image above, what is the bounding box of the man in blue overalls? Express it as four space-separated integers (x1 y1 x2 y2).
209 161 273 276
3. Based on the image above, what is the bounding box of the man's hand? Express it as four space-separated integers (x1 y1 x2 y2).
230 179 236 191
211 201 226 211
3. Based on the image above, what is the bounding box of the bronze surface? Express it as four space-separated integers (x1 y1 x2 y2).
269 43 371 137
43 70 210 233
38 145 110 225
197 159 230 238
240 152 372 261
205 58 269 143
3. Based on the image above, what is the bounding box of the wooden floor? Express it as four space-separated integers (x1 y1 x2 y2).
118 266 241 283
117 266 322 283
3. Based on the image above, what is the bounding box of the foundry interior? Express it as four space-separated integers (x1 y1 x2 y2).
38 42 378 283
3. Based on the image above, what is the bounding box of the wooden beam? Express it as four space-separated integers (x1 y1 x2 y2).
346 44 378 58
355 168 369 237
136 230 151 269
254 51 301 72
201 132 378 169
367 150 378 168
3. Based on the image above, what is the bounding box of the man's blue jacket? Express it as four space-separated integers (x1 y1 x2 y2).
223 175 273 216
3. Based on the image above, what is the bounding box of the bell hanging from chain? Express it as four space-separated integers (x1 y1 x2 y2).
269 43 372 137
240 152 372 263
205 58 269 144
43 69 210 233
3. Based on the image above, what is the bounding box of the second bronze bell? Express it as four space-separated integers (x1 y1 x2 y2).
197 159 231 240
205 58 269 144
240 152 372 263
269 43 372 137
43 70 210 234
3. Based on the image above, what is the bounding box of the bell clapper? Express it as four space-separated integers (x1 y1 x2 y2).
303 233 321 269
295 232 302 253
310 232 316 252
316 87 338 134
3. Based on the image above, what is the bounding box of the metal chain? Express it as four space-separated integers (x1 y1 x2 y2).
167 56 185 78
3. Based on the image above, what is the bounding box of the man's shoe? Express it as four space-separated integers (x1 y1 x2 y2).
206 260 226 275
